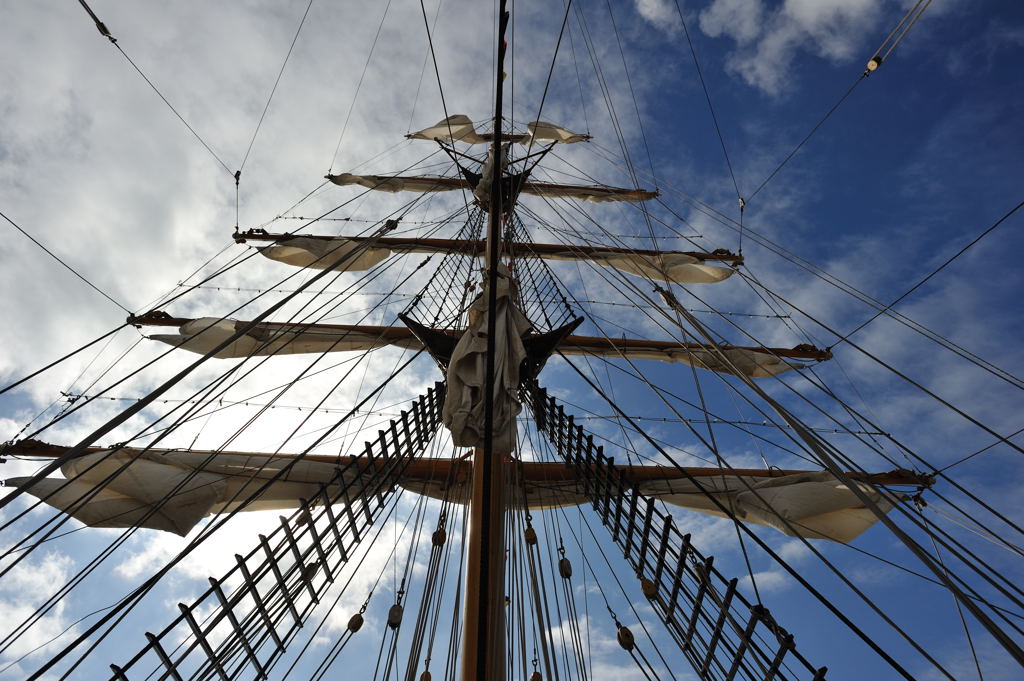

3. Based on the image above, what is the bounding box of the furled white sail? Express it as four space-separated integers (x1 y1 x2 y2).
406 114 487 144
442 265 531 455
559 343 801 378
325 173 465 194
8 449 358 536
518 181 657 203
255 236 733 283
258 236 392 271
523 120 590 144
546 250 734 284
637 471 897 543
148 317 417 359
406 115 588 145
325 171 656 204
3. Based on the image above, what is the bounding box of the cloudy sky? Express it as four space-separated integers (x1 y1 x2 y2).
1 1 1023 680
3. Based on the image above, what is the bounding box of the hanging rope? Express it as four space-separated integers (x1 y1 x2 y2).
1 209 131 313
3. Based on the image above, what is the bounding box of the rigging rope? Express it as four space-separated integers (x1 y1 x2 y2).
75 0 234 177
0 209 131 314
239 0 314 171
834 197 1024 348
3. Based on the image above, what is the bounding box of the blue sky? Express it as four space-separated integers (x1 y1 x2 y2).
1 1 1023 680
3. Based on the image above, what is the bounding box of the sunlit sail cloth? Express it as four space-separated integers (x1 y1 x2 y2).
405 114 488 144
243 232 735 284
558 335 830 378
637 471 898 543
443 265 530 454
131 312 827 376
545 249 734 284
257 236 393 271
7 448 371 536
145 317 420 359
406 115 589 145
8 440 923 542
523 120 590 144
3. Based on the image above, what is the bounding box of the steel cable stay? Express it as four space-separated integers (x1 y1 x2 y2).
74 0 234 178
833 197 1024 349
238 0 315 173
0 209 132 314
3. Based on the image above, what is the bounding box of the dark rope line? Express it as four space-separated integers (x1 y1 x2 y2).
673 0 740 201
0 324 127 397
523 0 574 160
328 0 395 172
239 0 314 170
1 210 131 313
747 74 865 203
111 39 234 176
938 426 1024 474
75 0 234 177
835 197 1024 348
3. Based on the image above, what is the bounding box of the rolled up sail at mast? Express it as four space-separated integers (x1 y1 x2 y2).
130 312 828 377
442 264 529 454
241 231 738 284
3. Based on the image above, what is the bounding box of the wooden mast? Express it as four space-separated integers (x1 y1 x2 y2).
462 3 510 680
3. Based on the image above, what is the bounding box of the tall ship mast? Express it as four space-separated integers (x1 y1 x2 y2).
1 2 1023 681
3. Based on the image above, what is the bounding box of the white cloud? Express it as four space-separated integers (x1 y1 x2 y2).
634 0 678 34
700 0 882 95
0 551 76 673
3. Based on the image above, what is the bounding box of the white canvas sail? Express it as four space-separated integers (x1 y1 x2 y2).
255 236 734 283
148 317 419 359
406 114 588 145
637 471 898 543
8 449 365 536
